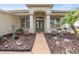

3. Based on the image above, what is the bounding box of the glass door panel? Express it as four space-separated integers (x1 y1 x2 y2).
36 21 40 30
40 21 44 30
36 17 44 30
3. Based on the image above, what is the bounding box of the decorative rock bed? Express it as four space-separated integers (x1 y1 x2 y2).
0 33 36 51
44 33 79 54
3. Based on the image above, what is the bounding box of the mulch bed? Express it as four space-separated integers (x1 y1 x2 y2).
44 33 79 54
0 33 36 51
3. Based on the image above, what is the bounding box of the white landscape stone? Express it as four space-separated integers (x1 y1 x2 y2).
4 45 8 48
16 41 22 46
77 44 79 47
60 33 63 35
65 49 71 54
54 37 58 40
58 30 61 33
64 39 70 42
55 41 60 45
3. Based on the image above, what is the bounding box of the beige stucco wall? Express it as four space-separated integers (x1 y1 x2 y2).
28 7 51 14
0 12 21 35
28 6 52 32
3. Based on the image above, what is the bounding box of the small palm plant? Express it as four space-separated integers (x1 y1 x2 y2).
11 25 19 39
11 25 16 38
59 8 79 39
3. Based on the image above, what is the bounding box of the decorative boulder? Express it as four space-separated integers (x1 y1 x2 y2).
13 35 19 39
51 31 59 36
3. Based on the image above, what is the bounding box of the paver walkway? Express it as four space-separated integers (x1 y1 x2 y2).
32 32 51 54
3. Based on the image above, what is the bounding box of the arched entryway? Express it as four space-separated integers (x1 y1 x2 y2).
34 11 46 31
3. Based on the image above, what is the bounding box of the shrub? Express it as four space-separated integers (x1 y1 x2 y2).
0 36 5 44
76 28 79 34
16 28 23 35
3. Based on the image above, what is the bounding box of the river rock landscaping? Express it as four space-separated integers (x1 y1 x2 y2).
44 33 79 54
0 33 36 51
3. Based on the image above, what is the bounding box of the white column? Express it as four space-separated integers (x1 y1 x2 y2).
46 14 51 33
29 14 34 33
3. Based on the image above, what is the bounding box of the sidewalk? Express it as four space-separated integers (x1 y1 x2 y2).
32 32 51 54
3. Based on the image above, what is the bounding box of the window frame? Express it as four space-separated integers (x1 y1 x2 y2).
21 17 30 30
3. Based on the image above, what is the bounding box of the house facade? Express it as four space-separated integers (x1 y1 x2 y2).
0 4 68 35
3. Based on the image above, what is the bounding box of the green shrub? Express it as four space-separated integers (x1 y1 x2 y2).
16 28 23 34
76 28 79 34
0 36 5 44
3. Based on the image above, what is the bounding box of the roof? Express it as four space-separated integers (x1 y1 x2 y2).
6 10 28 13
0 9 68 16
6 10 68 13
0 9 10 13
52 10 68 13
26 4 53 7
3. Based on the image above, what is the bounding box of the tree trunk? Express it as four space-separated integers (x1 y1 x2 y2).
71 25 79 40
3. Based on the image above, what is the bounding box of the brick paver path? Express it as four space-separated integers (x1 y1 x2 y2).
32 32 51 54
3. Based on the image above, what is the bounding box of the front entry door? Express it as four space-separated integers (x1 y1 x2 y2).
36 17 44 30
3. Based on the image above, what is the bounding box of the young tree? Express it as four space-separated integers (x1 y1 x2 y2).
59 8 79 39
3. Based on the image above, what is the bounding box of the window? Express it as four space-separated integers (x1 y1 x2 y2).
56 18 60 24
21 18 25 28
21 18 30 30
50 17 60 28
25 18 30 29
50 18 56 25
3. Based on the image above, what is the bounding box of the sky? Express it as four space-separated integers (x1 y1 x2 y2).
0 4 79 10
53 4 79 10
